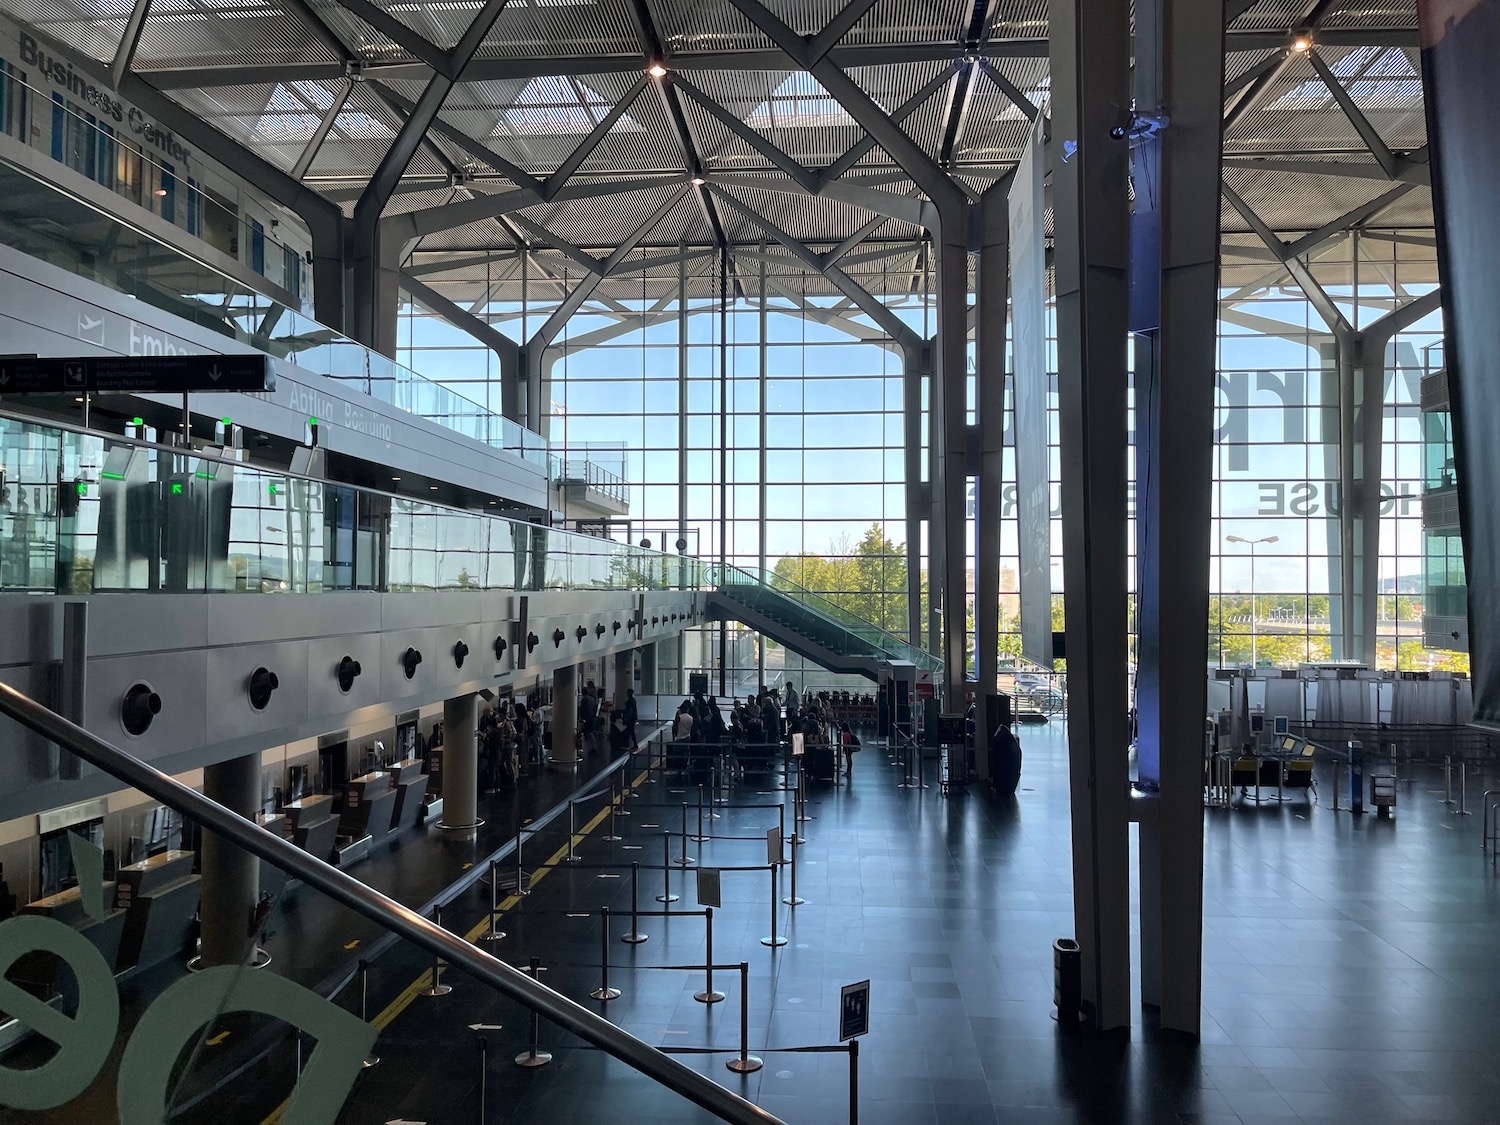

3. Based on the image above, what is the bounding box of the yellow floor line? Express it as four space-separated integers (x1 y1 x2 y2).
262 766 651 1124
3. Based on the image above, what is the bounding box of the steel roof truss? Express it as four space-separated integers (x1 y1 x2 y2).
1306 47 1398 179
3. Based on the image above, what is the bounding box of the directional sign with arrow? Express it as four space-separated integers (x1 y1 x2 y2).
205 1031 230 1046
0 354 274 395
468 1023 504 1031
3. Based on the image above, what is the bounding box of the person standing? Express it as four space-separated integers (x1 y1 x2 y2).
674 700 696 743
839 722 861 780
623 688 639 745
578 683 598 757
784 681 800 715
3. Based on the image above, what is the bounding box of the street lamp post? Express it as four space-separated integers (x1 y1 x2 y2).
1225 535 1279 667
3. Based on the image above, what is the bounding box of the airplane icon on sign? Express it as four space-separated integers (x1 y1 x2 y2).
77 314 105 344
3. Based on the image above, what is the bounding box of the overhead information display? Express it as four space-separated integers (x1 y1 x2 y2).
0 354 274 395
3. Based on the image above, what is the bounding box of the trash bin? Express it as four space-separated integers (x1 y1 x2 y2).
1053 937 1081 1024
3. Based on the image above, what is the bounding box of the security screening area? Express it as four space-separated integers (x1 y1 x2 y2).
2 0 1500 1123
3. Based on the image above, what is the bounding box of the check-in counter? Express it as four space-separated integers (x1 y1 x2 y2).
385 758 429 832
284 796 339 863
339 771 398 843
113 850 198 973
14 883 127 995
255 813 291 896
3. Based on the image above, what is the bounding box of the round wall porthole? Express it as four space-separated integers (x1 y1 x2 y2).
121 682 162 737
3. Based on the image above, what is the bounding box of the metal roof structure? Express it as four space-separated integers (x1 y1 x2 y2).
8 0 1433 316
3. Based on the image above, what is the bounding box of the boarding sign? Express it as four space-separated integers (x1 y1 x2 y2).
0 354 274 394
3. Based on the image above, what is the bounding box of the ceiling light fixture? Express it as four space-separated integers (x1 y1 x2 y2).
1291 33 1313 52
691 175 706 186
647 62 668 77
153 188 168 197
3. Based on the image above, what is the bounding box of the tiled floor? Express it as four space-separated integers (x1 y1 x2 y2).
167 721 1500 1125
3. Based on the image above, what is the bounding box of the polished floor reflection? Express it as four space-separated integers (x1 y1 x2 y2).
160 720 1500 1125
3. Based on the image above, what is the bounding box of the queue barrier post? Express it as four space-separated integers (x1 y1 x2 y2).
514 957 553 1068
622 861 648 944
591 906 621 1001
476 1035 489 1125
694 906 725 1004
849 1038 859 1125
675 802 696 866
657 830 680 902
359 959 379 1068
563 801 581 864
602 776 624 842
422 904 453 996
515 828 528 897
478 860 507 944
725 962 763 1074
783 832 805 907
761 864 786 948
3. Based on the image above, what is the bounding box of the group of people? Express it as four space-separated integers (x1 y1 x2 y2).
582 680 640 760
461 683 641 792
476 701 543 790
669 681 863 780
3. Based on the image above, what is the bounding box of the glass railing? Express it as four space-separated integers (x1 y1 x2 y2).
0 412 692 594
0 681 783 1125
713 562 942 673
0 99 548 467
556 458 629 505
0 67 305 296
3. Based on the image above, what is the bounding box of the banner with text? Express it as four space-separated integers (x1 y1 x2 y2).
1010 110 1051 667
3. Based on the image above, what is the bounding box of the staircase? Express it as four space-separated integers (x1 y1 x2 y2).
707 565 942 682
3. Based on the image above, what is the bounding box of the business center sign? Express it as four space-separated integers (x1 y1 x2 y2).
16 29 192 164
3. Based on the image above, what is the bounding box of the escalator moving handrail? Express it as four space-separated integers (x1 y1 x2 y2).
0 682 783 1125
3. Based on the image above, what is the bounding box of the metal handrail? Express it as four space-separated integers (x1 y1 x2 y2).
0 682 782 1125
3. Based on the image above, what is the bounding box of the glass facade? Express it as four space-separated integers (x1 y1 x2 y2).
398 242 1465 690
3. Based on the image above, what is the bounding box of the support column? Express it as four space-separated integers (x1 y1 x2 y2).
525 346 547 436
639 642 658 696
974 186 1009 702
1333 325 1384 665
200 752 261 968
903 347 927 649
439 693 480 831
552 664 579 773
308 210 346 334
1132 0 1224 1036
1342 290 1443 664
498 336 521 424
348 219 403 359
935 237 972 705
1051 0 1133 1032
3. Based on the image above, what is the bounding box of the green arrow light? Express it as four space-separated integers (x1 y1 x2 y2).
76 481 87 497
171 482 184 495
268 482 278 498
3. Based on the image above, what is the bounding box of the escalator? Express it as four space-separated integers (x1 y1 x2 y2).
707 564 943 683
